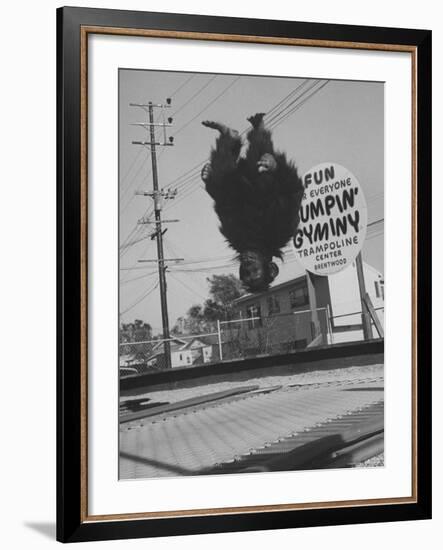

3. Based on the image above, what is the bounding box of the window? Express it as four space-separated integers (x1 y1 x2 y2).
374 281 380 298
289 286 309 309
267 295 280 315
375 279 385 300
246 304 262 329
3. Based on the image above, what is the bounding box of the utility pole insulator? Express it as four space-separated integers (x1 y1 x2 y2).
153 193 164 211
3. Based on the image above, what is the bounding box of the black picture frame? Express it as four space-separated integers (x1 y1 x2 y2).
57 6 432 543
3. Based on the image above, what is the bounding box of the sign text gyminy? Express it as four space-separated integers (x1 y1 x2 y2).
293 163 368 276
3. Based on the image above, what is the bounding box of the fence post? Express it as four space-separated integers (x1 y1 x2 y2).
217 319 223 361
326 304 334 345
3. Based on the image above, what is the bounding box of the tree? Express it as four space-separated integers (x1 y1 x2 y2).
120 321 152 342
207 274 245 305
203 274 245 321
120 319 153 364
185 304 213 334
174 274 246 334
171 316 186 335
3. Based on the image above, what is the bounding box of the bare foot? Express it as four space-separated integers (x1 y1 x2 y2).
247 113 266 129
202 120 239 138
257 153 277 173
201 162 212 183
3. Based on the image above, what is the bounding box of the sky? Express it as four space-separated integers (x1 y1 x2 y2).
119 69 384 332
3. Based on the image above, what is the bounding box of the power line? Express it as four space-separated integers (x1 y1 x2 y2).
120 220 149 251
120 147 144 186
170 262 236 273
173 77 241 137
170 73 197 97
265 80 320 126
263 79 310 119
367 218 384 228
119 77 231 252
269 81 330 130
172 75 218 117
120 149 168 216
268 80 327 128
120 236 156 270
120 280 159 316
169 272 208 301
120 231 156 253
164 80 311 194
120 109 165 202
120 270 158 286
162 80 327 208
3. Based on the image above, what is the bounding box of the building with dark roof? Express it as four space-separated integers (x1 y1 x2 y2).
225 260 384 358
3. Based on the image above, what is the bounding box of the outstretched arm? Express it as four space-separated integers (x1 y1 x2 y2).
244 113 276 172
201 120 242 200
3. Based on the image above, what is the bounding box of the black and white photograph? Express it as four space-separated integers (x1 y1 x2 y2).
0 0 435 545
118 69 385 480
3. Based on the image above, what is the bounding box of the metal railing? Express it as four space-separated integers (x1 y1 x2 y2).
119 307 335 373
217 308 331 362
119 306 384 374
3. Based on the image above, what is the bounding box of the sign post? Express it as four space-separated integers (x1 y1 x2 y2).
293 162 371 340
355 251 373 340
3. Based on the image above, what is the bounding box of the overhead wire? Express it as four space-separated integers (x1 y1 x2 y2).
172 75 218 117
119 147 144 188
170 73 197 97
120 270 158 286
265 80 321 126
119 76 225 252
120 76 382 318
269 81 330 130
119 107 165 205
120 280 160 316
169 272 209 301
161 79 324 209
173 77 241 137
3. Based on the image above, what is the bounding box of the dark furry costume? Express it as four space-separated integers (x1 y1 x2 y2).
202 114 304 292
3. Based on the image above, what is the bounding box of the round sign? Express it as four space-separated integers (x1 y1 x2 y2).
293 162 367 276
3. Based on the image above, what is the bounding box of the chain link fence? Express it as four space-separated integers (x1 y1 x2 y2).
218 308 330 361
119 331 222 375
119 305 384 377
119 307 334 376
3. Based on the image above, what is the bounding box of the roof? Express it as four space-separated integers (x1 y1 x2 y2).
119 378 384 479
151 337 187 353
148 343 193 361
233 261 383 306
182 334 219 348
233 273 307 304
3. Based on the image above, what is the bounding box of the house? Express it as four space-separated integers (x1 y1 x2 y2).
181 335 220 365
228 260 384 356
147 337 193 369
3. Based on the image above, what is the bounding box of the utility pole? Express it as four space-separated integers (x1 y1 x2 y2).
130 99 177 369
